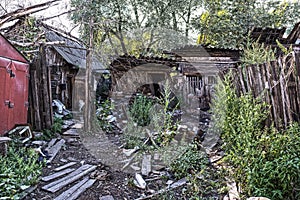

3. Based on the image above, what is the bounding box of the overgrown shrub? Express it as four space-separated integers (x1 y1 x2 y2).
41 117 63 140
240 38 276 66
96 99 114 132
129 95 154 126
0 142 43 199
211 73 300 199
170 145 208 179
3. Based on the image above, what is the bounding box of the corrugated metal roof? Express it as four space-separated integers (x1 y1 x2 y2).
45 31 107 72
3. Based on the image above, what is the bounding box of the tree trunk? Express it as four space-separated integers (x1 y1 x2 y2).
84 18 94 132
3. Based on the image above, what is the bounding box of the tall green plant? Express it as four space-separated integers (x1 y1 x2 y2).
210 73 300 199
240 38 276 66
129 95 154 126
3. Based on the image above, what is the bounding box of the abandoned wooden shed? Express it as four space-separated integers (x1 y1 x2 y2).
109 46 240 107
1 16 108 130
29 24 108 130
0 33 30 135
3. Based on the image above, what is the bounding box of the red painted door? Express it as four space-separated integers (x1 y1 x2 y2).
0 58 29 135
0 58 13 134
12 61 29 126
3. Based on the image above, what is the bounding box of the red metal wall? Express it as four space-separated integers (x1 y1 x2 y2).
0 35 29 135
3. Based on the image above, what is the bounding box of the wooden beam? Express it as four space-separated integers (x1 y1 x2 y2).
42 164 97 193
54 162 77 172
42 168 76 182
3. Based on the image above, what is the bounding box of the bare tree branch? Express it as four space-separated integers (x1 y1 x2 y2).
0 0 61 26
0 3 8 14
40 9 75 21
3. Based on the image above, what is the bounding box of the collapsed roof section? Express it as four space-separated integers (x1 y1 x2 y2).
250 22 300 45
44 27 107 73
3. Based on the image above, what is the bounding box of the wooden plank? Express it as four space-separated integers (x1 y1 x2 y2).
42 164 97 193
47 139 66 163
62 129 79 137
42 168 76 182
54 177 89 200
261 63 273 126
46 138 57 150
64 179 96 200
238 68 246 94
54 162 77 172
141 155 151 176
266 62 278 127
42 164 93 190
41 46 52 128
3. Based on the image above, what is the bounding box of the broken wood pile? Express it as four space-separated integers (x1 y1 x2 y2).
227 51 300 128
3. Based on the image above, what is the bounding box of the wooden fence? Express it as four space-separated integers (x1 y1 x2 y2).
226 50 300 129
28 46 53 131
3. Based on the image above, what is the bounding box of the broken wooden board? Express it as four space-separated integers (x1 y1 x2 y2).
62 129 79 137
45 138 57 151
54 177 96 200
54 162 77 171
100 195 115 200
71 123 83 129
47 139 66 163
42 164 97 193
141 155 151 176
135 178 187 200
42 168 76 182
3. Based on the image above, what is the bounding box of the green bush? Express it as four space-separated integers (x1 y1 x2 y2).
129 95 154 126
0 142 43 199
240 38 276 66
170 145 209 179
96 99 114 132
52 117 63 133
211 73 300 199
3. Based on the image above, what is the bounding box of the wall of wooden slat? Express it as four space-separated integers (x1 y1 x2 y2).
226 51 300 129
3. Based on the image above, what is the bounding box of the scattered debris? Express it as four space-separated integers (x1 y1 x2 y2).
134 173 147 189
99 195 115 200
141 155 151 176
7 125 33 143
122 154 138 171
52 99 71 118
90 170 109 181
62 129 80 137
227 180 240 200
123 146 140 157
135 178 187 200
0 136 12 156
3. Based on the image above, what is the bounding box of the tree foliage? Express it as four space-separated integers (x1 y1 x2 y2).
70 0 300 55
70 0 201 57
196 0 300 48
